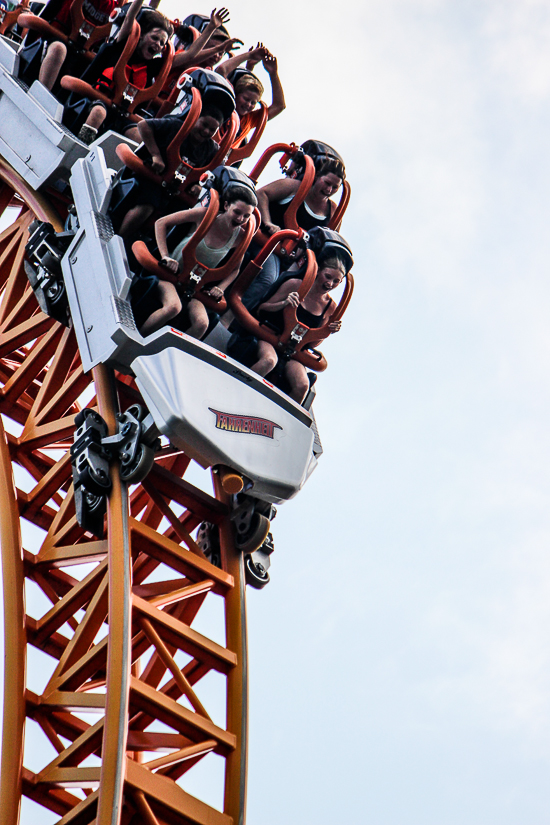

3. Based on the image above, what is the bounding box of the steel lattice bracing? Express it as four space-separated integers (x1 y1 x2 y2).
0 161 249 825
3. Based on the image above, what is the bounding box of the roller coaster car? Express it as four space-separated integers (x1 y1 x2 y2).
40 147 322 504
228 227 354 374
113 68 238 206
132 167 260 315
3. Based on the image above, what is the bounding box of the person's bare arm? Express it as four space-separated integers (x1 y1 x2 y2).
174 36 243 70
117 0 144 42
206 269 235 300
262 51 285 120
155 207 207 270
325 298 341 332
216 42 265 77
137 120 165 172
257 178 299 234
172 8 235 70
258 278 301 313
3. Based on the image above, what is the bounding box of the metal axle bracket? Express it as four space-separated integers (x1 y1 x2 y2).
71 404 160 536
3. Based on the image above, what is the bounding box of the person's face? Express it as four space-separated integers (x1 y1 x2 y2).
236 90 260 117
200 35 226 67
313 172 342 199
223 200 254 227
191 115 221 142
139 27 168 60
317 266 344 292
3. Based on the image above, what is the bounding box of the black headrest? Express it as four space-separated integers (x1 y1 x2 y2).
211 165 257 200
173 69 236 122
227 68 257 88
175 14 230 45
307 227 353 274
300 139 345 171
192 68 235 121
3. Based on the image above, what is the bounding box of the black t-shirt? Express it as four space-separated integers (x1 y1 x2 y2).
146 115 219 167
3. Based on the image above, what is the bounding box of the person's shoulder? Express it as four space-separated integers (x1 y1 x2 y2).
284 277 302 289
260 176 299 195
202 138 219 161
147 114 182 131
274 277 301 295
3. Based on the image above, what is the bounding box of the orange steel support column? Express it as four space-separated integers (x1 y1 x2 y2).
95 364 132 825
215 475 249 825
0 414 26 825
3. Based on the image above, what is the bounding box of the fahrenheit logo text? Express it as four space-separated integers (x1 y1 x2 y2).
209 408 282 439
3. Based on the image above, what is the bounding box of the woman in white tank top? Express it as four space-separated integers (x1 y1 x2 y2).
140 185 258 337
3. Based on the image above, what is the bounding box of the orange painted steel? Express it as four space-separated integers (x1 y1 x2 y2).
226 102 269 167
0 161 250 823
0 0 29 37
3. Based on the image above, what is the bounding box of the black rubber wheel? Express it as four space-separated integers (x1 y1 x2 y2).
235 512 270 554
120 442 155 484
125 403 147 422
244 554 270 589
80 462 112 496
74 407 103 429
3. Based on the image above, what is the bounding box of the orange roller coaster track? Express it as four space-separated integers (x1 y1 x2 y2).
0 159 249 825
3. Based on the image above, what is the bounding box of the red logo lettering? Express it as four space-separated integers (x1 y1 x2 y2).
209 408 282 439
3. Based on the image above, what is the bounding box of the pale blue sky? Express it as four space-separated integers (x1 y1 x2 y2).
3 1 550 823
219 1 550 822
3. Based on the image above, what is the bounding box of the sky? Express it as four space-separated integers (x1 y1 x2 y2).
213 1 550 822
3 0 550 823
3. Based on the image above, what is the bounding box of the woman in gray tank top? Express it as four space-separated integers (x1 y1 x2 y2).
140 184 258 337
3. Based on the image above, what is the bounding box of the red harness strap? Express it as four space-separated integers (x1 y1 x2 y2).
96 61 149 93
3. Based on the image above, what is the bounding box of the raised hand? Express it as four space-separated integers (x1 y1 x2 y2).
262 50 278 75
209 7 230 29
246 42 267 66
218 36 244 53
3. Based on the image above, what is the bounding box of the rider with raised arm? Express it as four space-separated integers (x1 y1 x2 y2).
75 0 173 142
170 8 242 75
218 43 286 129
